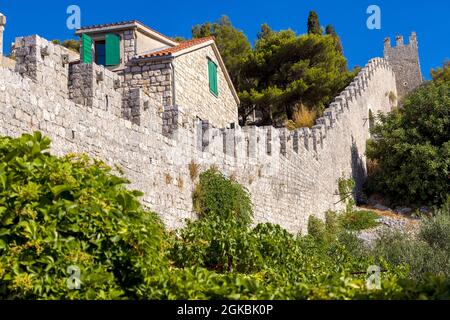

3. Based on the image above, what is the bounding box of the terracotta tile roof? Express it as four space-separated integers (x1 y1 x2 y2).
138 36 215 59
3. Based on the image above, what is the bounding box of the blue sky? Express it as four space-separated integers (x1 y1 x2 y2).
1 0 449 79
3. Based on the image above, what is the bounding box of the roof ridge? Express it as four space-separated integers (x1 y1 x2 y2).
138 36 215 59
76 20 177 44
178 36 215 44
77 20 138 31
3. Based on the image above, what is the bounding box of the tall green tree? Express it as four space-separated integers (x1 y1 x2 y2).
192 16 252 88
366 74 450 205
307 11 322 35
239 25 354 125
325 24 344 55
431 60 450 84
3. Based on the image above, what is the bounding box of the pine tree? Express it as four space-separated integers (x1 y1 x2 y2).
192 16 252 89
307 11 322 35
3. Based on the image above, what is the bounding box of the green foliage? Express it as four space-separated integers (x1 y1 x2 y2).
339 210 380 231
371 206 450 282
307 215 326 242
307 11 322 35
0 133 166 299
366 79 450 205
194 15 354 126
338 177 356 213
419 208 450 252
431 60 450 84
325 24 344 56
192 16 252 88
192 168 252 224
170 214 263 273
239 31 355 125
1 133 448 300
52 39 80 52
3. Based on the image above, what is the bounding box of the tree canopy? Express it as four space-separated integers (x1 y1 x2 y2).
307 11 322 35
192 14 354 126
366 72 450 205
192 16 252 88
239 29 354 125
431 60 450 84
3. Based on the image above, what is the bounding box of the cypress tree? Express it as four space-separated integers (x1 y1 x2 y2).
307 11 322 35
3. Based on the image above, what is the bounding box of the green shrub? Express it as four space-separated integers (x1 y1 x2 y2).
171 169 260 273
366 78 450 205
170 214 263 274
0 133 167 299
0 133 447 300
419 208 450 252
338 177 356 213
251 223 304 274
371 206 450 282
307 215 326 242
339 210 380 231
372 231 450 281
193 169 253 224
325 210 339 240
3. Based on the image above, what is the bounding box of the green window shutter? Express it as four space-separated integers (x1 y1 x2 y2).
81 34 92 64
208 59 218 96
105 34 121 66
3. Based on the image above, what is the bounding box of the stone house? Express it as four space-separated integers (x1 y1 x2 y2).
75 20 239 128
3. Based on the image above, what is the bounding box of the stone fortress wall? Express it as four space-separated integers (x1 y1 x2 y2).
0 34 399 234
384 32 423 100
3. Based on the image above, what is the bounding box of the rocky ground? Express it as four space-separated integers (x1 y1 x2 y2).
355 204 424 247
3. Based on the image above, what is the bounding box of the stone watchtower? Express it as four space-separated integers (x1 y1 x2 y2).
384 32 423 100
0 13 6 56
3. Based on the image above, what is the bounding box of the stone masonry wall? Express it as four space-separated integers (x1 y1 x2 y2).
0 34 398 234
121 59 172 125
174 45 238 128
384 33 423 100
68 62 123 118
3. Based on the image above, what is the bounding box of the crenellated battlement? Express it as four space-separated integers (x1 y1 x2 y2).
189 57 396 167
384 32 423 99
1 33 399 234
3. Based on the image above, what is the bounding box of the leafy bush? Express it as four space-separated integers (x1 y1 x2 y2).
193 168 252 224
431 60 450 84
0 133 166 299
372 208 450 282
307 215 326 242
170 214 263 273
366 79 450 205
372 231 449 281
338 177 356 213
419 208 450 252
339 210 380 231
0 133 448 300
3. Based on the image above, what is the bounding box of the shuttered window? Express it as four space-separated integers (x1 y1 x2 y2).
81 33 120 66
105 34 121 66
94 41 106 66
208 59 218 96
81 33 92 64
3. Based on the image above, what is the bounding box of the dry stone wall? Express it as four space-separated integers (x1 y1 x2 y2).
0 34 398 234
